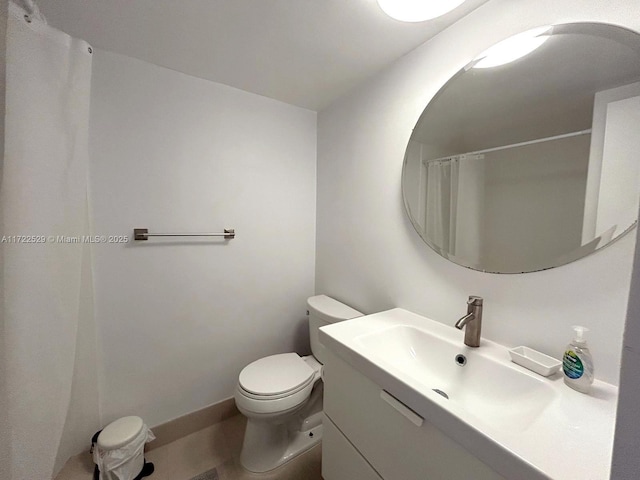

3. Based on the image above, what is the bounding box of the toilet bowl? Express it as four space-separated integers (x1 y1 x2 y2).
234 295 362 473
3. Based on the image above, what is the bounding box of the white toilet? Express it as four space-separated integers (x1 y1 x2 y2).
234 295 362 473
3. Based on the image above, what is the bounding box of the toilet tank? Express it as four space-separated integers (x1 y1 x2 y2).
307 295 362 364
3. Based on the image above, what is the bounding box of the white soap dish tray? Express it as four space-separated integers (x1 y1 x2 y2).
509 346 561 377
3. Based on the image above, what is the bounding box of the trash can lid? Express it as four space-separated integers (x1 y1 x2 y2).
97 416 144 451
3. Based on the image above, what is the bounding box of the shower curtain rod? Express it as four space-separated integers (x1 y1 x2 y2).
425 128 592 164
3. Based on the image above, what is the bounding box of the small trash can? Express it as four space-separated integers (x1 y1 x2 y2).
92 416 155 480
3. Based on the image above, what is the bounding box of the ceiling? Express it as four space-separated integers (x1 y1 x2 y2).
38 0 489 111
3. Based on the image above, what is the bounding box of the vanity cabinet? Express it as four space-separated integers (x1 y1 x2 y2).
323 414 383 480
322 351 505 480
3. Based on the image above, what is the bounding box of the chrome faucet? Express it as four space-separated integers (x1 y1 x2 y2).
455 296 483 347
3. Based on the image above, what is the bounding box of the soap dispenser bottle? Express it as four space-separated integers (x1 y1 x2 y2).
562 326 594 393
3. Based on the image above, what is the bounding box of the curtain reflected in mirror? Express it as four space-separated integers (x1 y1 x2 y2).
421 155 484 267
402 23 640 273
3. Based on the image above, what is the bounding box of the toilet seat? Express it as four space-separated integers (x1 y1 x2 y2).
239 353 315 398
235 353 321 416
238 376 314 400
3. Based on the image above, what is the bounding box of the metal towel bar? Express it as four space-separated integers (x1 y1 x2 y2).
134 228 235 241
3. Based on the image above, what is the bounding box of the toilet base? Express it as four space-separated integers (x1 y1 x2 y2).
240 419 322 473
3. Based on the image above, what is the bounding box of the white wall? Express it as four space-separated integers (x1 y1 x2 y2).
89 50 317 427
482 134 589 272
583 82 640 243
596 95 640 238
612 215 640 478
316 0 640 386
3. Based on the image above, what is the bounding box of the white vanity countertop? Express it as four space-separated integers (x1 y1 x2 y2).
319 308 618 480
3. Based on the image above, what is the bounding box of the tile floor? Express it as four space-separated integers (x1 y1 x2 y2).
55 415 323 480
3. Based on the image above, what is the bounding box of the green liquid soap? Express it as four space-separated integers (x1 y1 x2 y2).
563 325 594 393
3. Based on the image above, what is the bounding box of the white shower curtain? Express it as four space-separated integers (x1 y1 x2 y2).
425 159 457 253
1 2 99 478
424 155 484 264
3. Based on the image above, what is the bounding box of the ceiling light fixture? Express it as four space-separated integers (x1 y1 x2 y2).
377 0 467 22
473 26 553 69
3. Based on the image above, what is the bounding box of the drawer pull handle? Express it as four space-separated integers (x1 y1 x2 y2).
380 390 424 427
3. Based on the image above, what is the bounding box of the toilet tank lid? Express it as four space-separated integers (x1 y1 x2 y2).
97 416 144 451
307 295 362 324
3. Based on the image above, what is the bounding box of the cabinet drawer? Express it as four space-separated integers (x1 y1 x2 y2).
323 351 505 480
322 414 383 480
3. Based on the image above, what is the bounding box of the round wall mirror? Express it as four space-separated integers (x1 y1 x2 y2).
402 23 640 273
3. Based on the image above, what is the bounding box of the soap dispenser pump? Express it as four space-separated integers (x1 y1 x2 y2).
562 326 594 393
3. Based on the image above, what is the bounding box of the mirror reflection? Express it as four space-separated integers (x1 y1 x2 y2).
403 23 640 273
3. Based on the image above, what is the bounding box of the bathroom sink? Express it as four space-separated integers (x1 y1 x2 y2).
356 324 556 432
319 308 618 480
